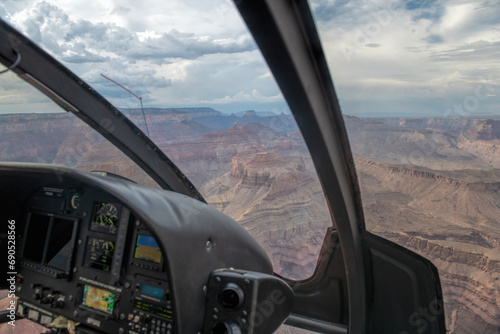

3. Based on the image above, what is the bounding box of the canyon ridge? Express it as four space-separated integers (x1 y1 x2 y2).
0 109 498 333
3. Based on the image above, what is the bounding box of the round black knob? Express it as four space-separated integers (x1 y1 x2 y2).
53 298 64 308
212 321 242 334
41 295 54 304
218 283 244 310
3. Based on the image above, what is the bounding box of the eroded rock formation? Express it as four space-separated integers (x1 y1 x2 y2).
355 156 500 333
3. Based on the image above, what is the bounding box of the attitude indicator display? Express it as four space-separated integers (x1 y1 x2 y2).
91 202 122 234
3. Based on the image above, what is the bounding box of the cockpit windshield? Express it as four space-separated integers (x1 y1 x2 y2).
310 1 500 333
0 69 161 188
0 1 335 281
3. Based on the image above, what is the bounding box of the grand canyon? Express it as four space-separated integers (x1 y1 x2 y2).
0 108 498 333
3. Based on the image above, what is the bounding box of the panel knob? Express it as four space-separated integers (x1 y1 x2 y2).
218 283 244 310
53 297 65 308
41 294 54 304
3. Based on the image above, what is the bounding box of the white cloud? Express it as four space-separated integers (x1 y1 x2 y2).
312 0 500 116
1 0 281 113
1 0 498 116
201 89 283 105
441 3 475 32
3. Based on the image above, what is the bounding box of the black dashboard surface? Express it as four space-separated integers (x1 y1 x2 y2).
0 163 287 334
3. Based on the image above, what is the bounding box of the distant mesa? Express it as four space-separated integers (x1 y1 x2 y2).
173 107 222 118
232 110 280 117
201 122 256 144
243 110 257 117
231 147 307 187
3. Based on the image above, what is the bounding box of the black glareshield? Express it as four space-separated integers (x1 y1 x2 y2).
203 269 294 334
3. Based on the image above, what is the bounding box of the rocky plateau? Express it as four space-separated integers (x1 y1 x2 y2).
0 110 499 333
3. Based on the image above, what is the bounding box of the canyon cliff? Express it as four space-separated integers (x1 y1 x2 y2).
202 146 330 279
347 115 500 333
1 111 499 333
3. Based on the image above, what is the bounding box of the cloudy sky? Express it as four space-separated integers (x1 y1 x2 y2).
0 0 499 116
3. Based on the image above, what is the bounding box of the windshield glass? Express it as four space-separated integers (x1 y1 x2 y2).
1 1 335 281
0 69 161 188
311 0 499 333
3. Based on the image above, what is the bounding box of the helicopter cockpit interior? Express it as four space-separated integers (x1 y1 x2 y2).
0 1 450 333
2 163 293 334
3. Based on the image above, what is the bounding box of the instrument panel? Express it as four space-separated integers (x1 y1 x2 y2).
1 164 286 334
16 184 173 334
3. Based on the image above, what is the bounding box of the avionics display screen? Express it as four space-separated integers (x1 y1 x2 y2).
140 284 165 300
90 202 122 234
22 213 77 272
23 213 50 263
134 234 162 264
45 217 76 271
84 238 114 272
82 285 116 314
134 300 172 319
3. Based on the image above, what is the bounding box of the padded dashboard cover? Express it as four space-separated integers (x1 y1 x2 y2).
0 163 273 333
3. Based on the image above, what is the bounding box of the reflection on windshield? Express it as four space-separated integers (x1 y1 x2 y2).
311 0 500 332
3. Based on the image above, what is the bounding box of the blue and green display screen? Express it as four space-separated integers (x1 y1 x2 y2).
140 284 165 300
134 234 162 264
